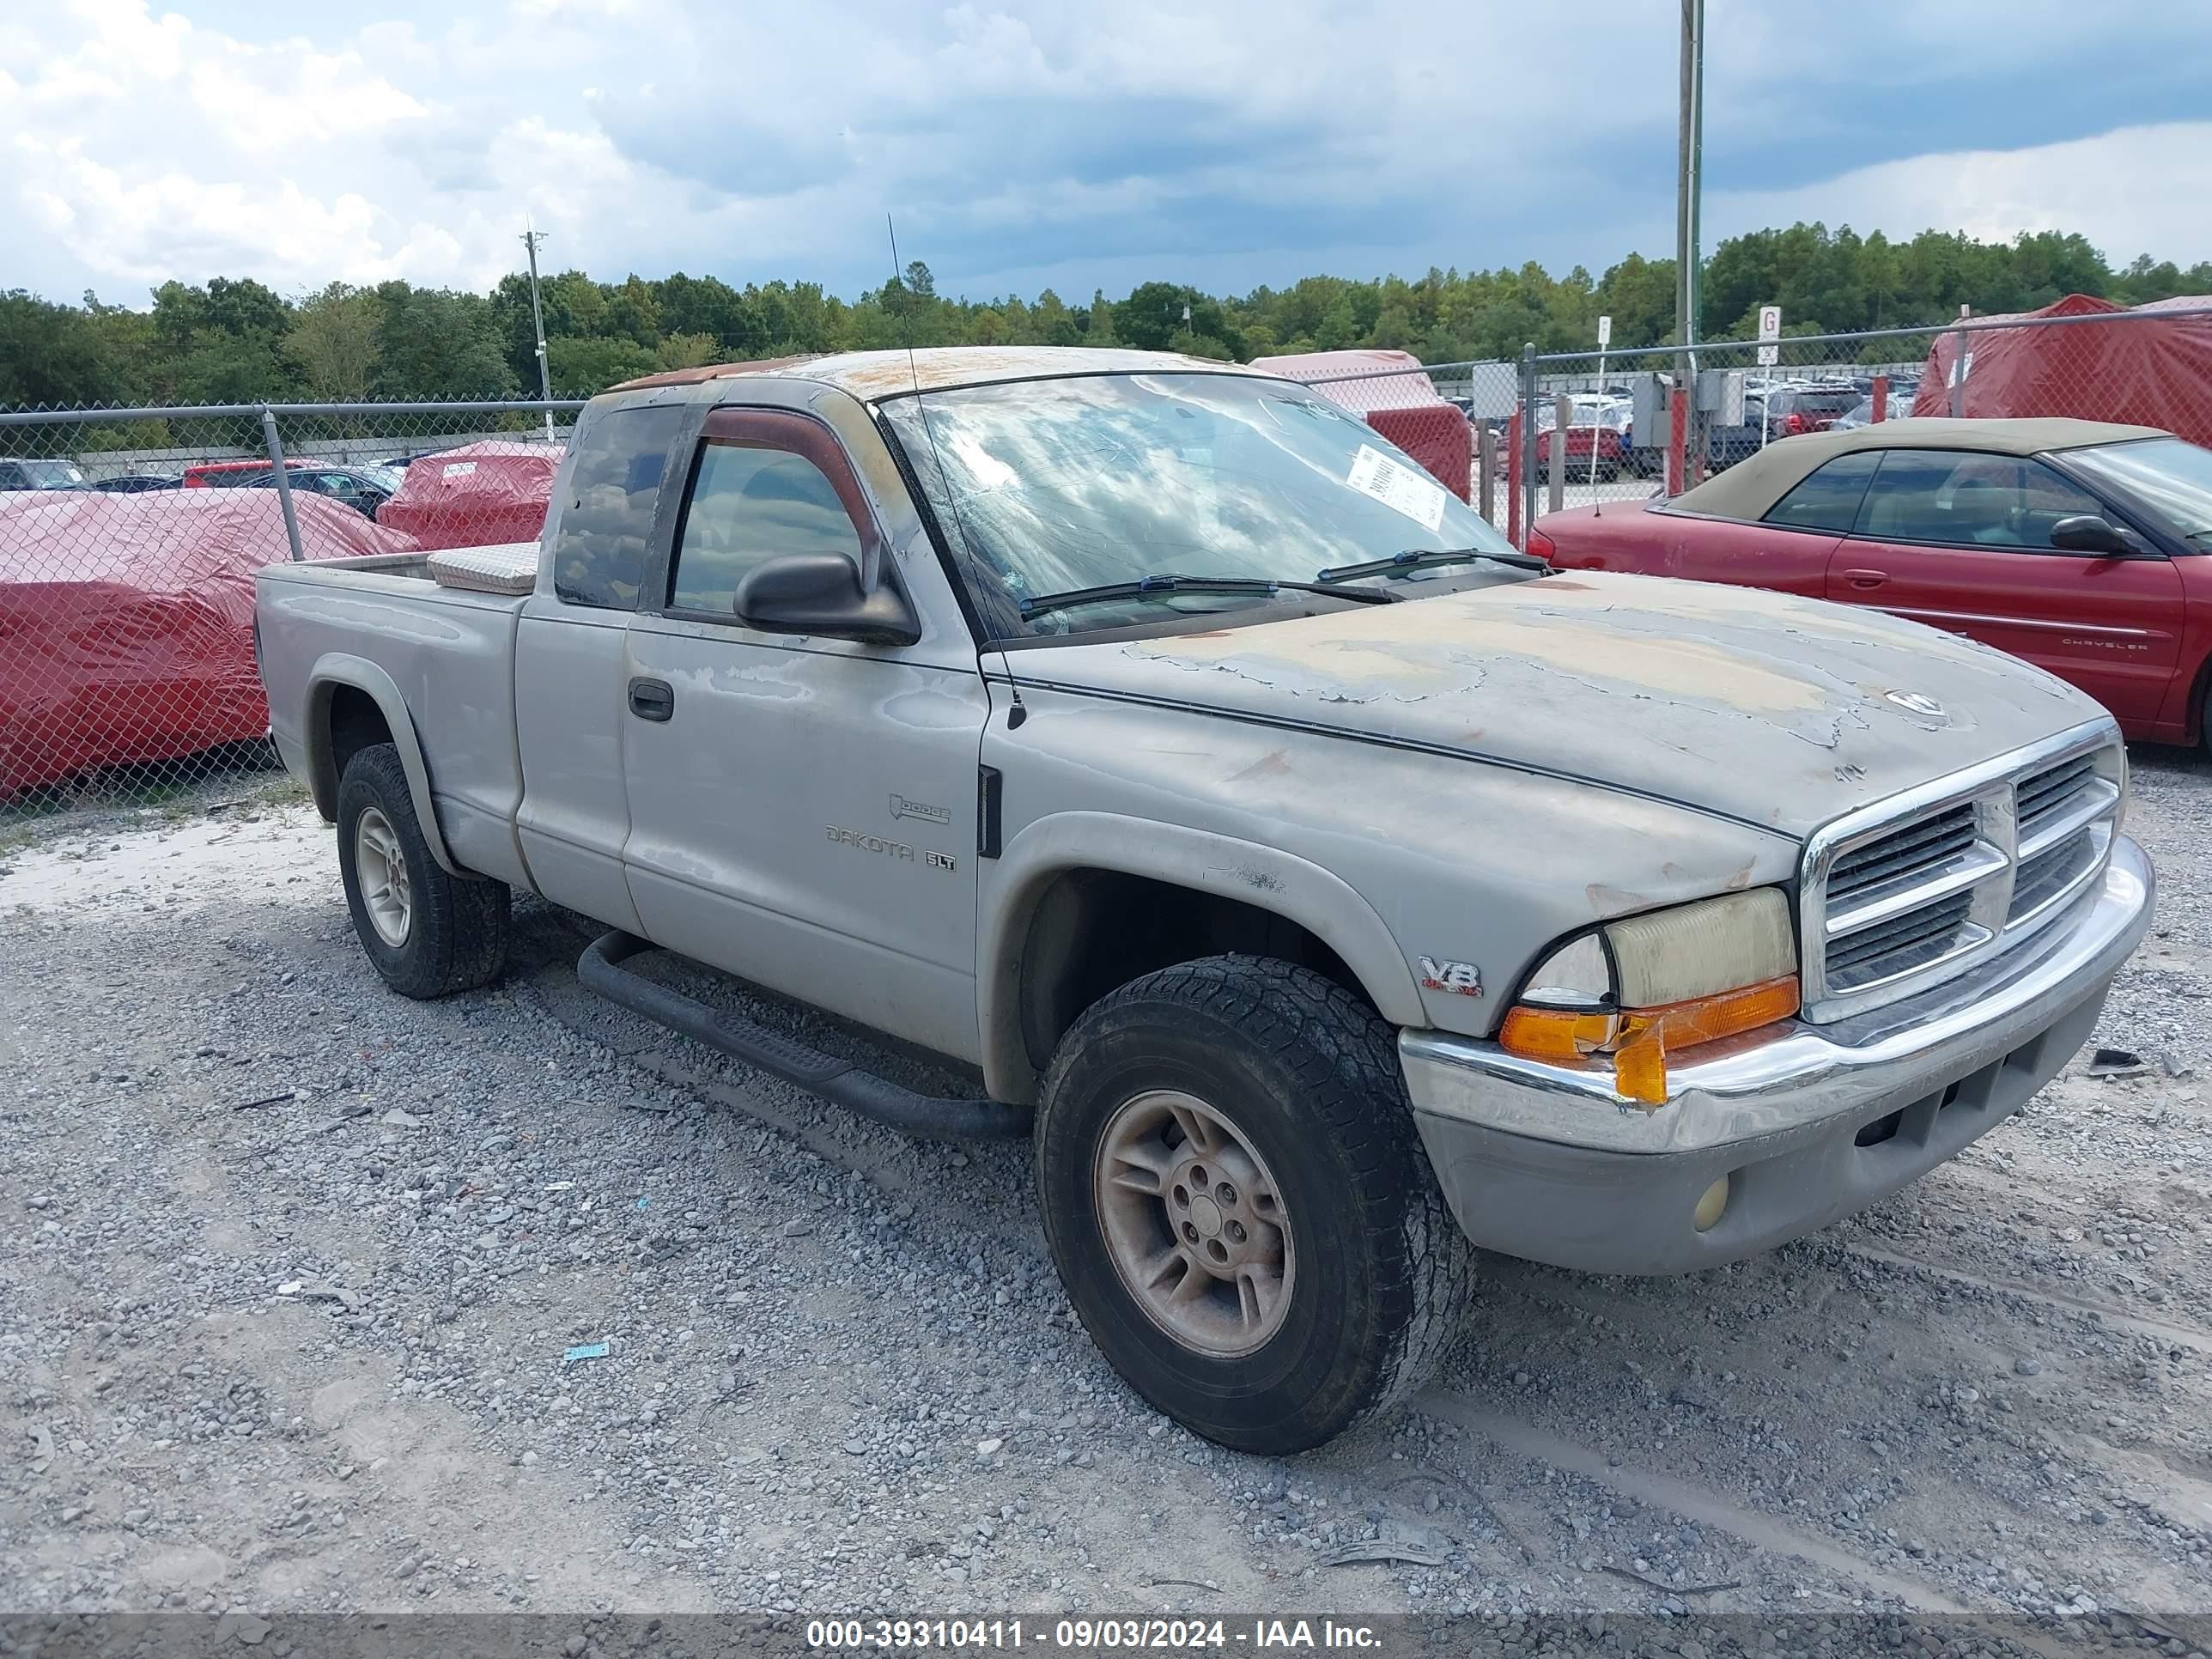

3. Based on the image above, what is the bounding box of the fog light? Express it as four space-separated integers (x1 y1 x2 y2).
1692 1174 1731 1233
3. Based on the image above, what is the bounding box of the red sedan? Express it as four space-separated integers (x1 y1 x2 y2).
1531 418 2212 750
1530 398 1629 480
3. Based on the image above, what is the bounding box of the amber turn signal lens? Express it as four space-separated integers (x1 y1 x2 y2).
1496 1006 1622 1063
1639 974 1801 1050
1498 975 1801 1107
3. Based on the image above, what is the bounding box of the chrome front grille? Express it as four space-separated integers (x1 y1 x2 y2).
1801 726 2124 1022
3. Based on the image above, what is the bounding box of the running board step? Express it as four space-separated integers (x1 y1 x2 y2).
577 931 1031 1143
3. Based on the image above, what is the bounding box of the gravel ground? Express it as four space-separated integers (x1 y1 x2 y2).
3 752 2210 1653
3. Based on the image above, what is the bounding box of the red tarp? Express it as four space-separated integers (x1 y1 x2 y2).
1912 293 2212 445
378 439 566 550
0 489 415 795
1248 349 1473 501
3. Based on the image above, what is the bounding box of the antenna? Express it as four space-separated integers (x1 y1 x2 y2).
888 212 1028 729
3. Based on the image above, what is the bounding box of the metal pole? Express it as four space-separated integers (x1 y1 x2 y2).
1477 424 1496 526
1949 303 1970 417
1674 0 1704 446
1589 349 1607 496
258 406 305 563
522 226 556 442
1518 343 1539 548
1549 395 1570 516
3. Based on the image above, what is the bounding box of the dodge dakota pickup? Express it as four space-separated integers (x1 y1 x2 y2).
255 346 2154 1454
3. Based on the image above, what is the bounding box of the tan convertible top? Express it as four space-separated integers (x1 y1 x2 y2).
1672 416 2169 521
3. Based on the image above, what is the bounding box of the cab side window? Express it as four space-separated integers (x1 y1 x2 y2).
1762 450 1880 532
551 404 687 609
667 442 866 618
1854 449 2106 550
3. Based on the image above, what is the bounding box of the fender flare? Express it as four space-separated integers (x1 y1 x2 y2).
303 653 461 876
976 811 1426 1103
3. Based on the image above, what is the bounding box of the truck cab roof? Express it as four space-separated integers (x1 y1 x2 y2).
607 346 1271 404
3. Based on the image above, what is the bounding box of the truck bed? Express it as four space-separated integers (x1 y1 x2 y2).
254 546 538 890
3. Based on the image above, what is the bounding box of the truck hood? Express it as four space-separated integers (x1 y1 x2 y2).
1010 570 2109 840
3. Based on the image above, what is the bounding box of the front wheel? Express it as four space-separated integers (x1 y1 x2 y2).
1036 956 1471 1453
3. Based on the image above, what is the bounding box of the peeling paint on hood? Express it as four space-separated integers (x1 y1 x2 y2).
1013 571 2108 838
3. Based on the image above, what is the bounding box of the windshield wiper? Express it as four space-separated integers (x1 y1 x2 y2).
1314 547 1552 584
1018 573 1396 621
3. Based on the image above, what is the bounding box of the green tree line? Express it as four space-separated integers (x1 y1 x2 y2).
3 224 2208 410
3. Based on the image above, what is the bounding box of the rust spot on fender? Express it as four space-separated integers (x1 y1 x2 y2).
1586 882 1650 914
1225 750 1294 783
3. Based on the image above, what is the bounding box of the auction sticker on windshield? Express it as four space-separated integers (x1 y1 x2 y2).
1346 444 1447 532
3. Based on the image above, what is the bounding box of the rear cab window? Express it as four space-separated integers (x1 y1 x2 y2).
551 404 689 608
1761 451 1880 532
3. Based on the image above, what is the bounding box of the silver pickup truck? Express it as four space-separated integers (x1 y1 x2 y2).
256 346 2153 1453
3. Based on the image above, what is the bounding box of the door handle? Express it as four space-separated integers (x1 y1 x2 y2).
1841 568 1889 590
628 677 675 722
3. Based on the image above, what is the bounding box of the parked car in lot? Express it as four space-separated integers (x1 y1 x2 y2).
84 473 184 493
1762 382 1862 441
0 488 412 796
0 459 87 492
183 459 311 489
234 465 403 520
1834 393 1914 432
256 349 2151 1454
374 440 564 550
1533 417 2212 748
1532 396 1630 479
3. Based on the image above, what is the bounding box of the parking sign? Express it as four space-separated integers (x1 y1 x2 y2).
1757 304 1782 367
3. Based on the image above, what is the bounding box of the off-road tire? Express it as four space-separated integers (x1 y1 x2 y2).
336 742 509 999
1036 954 1472 1453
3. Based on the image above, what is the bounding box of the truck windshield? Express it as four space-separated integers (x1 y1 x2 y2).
882 372 1519 638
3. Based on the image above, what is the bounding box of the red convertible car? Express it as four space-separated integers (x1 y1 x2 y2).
1531 418 2212 750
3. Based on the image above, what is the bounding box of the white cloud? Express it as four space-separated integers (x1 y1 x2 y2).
0 0 2206 311
1711 123 2212 270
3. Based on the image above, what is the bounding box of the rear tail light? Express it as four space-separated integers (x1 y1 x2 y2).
1785 413 1808 435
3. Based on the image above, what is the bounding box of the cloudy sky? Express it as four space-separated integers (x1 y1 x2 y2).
6 0 2211 309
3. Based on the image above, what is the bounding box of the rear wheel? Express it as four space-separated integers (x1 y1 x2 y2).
336 742 509 999
1036 955 1471 1453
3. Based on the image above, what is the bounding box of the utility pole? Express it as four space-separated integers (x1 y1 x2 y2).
1671 0 1705 489
520 224 555 442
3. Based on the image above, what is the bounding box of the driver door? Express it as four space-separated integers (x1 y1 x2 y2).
618 405 990 1062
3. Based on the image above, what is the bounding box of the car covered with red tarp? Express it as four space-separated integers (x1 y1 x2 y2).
1247 349 1473 500
0 489 416 795
1913 293 2212 446
376 439 566 550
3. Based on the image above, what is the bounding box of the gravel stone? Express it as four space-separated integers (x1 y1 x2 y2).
2 763 2209 1631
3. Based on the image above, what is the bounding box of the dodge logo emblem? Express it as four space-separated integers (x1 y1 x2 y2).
1883 690 1945 719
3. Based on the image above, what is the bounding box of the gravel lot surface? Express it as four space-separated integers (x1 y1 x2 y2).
3 754 2210 1653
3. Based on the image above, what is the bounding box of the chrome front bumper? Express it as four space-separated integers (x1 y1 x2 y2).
1401 836 2152 1274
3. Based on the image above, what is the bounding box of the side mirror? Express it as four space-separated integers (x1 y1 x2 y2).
2049 514 2135 556
733 554 920 646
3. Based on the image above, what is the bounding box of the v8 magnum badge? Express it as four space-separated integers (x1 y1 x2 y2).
1419 957 1482 996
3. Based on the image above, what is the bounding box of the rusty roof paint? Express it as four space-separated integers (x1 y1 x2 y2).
609 355 823 391
612 346 1277 404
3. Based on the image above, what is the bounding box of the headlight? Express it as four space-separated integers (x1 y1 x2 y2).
1498 890 1800 1107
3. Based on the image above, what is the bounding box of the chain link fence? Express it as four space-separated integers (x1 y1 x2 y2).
4 302 2209 816
0 399 578 816
1279 302 2212 548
